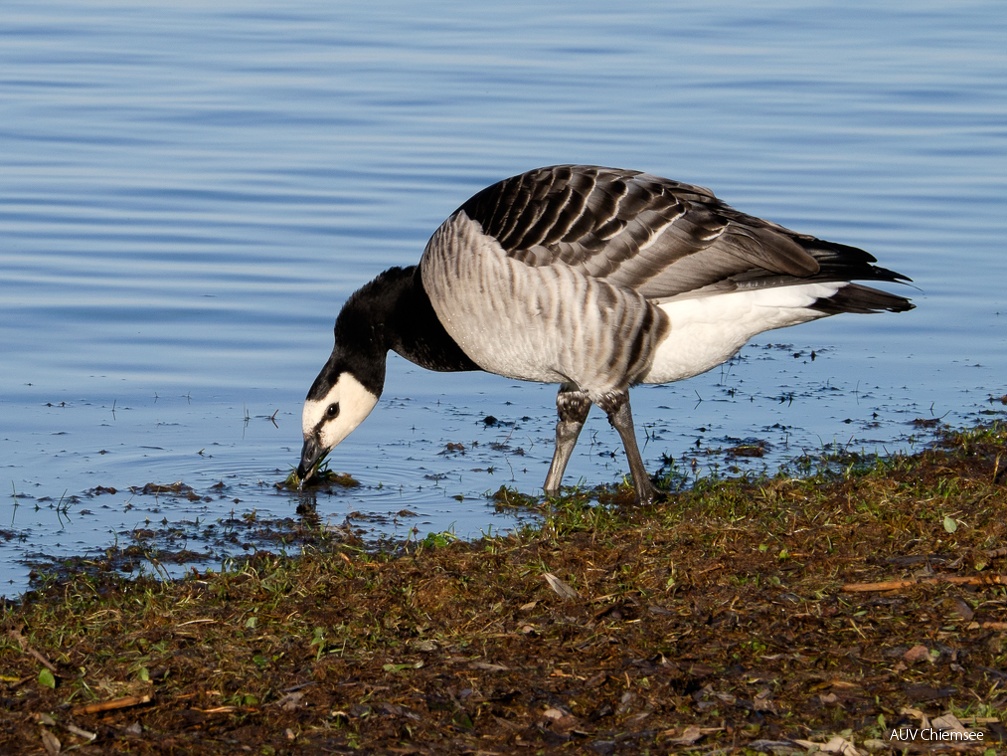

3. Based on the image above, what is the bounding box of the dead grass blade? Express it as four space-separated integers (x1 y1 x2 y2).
542 572 580 600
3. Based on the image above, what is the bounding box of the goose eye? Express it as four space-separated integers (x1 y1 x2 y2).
326 403 340 419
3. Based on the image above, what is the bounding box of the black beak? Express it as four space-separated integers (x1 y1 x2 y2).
297 436 327 488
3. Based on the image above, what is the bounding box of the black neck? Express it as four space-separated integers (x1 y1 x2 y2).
335 266 479 379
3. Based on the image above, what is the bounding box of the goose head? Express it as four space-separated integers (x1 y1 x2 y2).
297 367 380 486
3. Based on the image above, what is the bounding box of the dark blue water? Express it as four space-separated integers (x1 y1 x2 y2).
2 1 1005 596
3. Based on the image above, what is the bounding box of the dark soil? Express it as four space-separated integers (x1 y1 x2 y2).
2 424 1006 754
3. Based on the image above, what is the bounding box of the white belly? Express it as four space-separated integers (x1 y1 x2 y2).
642 282 842 384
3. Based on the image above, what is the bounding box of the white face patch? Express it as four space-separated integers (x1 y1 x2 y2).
301 372 380 452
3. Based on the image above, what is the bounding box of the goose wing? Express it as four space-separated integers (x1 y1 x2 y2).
455 164 909 301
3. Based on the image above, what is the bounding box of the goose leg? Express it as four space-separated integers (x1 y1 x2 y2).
543 384 591 497
597 391 657 505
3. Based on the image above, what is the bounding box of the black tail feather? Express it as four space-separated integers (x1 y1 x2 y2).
810 282 915 315
808 238 910 280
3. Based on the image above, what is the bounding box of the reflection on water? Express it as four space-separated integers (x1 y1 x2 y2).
1 1 1005 596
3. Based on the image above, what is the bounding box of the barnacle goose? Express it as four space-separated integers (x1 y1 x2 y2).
298 165 913 504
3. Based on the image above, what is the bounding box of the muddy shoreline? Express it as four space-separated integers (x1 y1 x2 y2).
2 424 1005 754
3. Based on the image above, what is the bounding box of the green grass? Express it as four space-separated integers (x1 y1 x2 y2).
1 421 1005 754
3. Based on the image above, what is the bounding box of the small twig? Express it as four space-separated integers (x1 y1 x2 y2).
841 574 1007 592
62 722 97 742
8 629 57 673
71 693 152 716
969 621 1007 631
197 705 243 714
